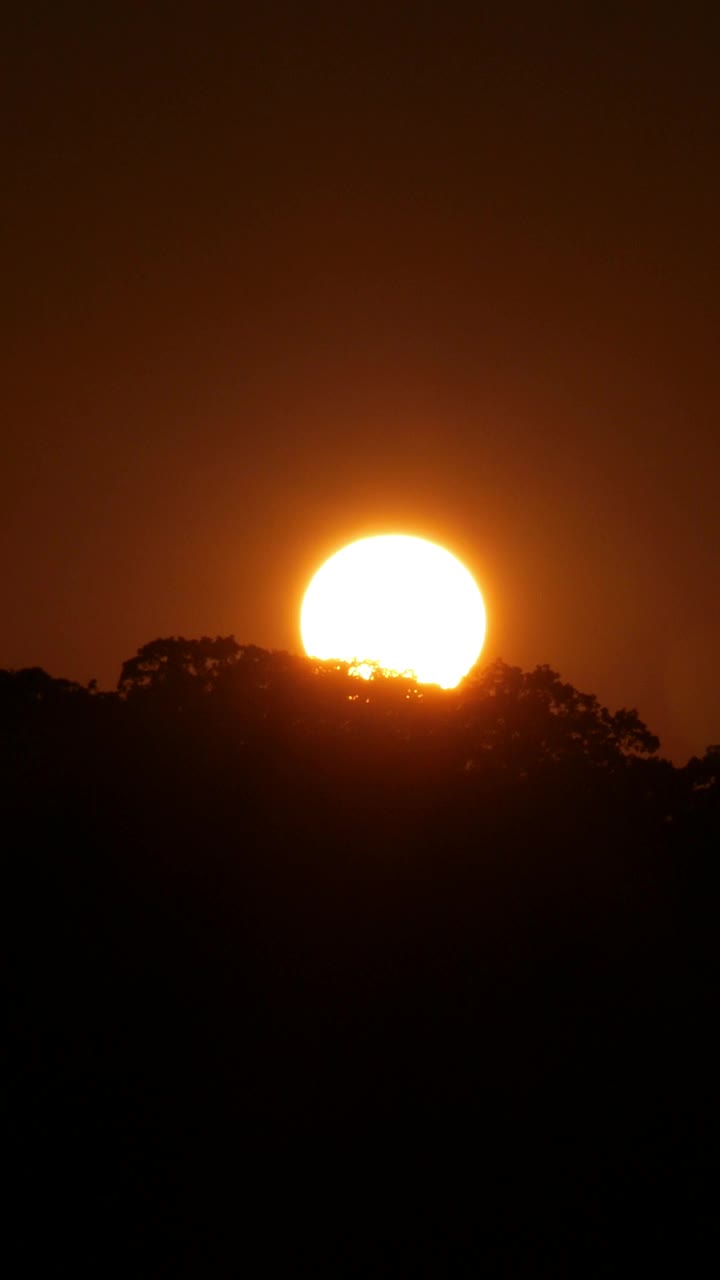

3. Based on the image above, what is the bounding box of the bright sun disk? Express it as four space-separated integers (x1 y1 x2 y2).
300 534 486 688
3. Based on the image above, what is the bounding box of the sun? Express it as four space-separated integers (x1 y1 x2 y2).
300 534 486 688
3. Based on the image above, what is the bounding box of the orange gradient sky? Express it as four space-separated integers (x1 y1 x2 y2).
2 5 719 762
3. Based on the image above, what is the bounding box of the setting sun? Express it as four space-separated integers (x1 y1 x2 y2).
300 535 486 688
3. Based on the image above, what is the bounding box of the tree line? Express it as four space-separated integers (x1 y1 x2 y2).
3 637 717 1269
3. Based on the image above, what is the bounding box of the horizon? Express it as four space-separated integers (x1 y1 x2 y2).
5 631 709 767
3 9 719 770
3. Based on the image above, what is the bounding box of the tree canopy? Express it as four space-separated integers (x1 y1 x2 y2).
2 635 717 1268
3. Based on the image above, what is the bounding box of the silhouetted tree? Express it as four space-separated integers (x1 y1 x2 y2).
118 635 242 702
0 666 89 710
2 638 716 1270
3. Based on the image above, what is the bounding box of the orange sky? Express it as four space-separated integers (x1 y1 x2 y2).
2 4 719 762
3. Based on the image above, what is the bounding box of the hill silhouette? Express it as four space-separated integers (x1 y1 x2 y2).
3 640 718 1270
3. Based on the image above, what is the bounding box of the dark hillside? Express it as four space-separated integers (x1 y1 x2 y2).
3 644 717 1270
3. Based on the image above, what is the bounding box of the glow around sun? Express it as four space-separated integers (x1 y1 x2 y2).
301 535 486 688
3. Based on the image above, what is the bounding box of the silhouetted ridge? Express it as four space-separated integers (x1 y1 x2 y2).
2 640 717 1268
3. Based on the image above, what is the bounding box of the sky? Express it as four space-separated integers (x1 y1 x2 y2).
2 2 719 762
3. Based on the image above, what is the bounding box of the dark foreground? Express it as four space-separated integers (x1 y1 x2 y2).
3 645 718 1271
